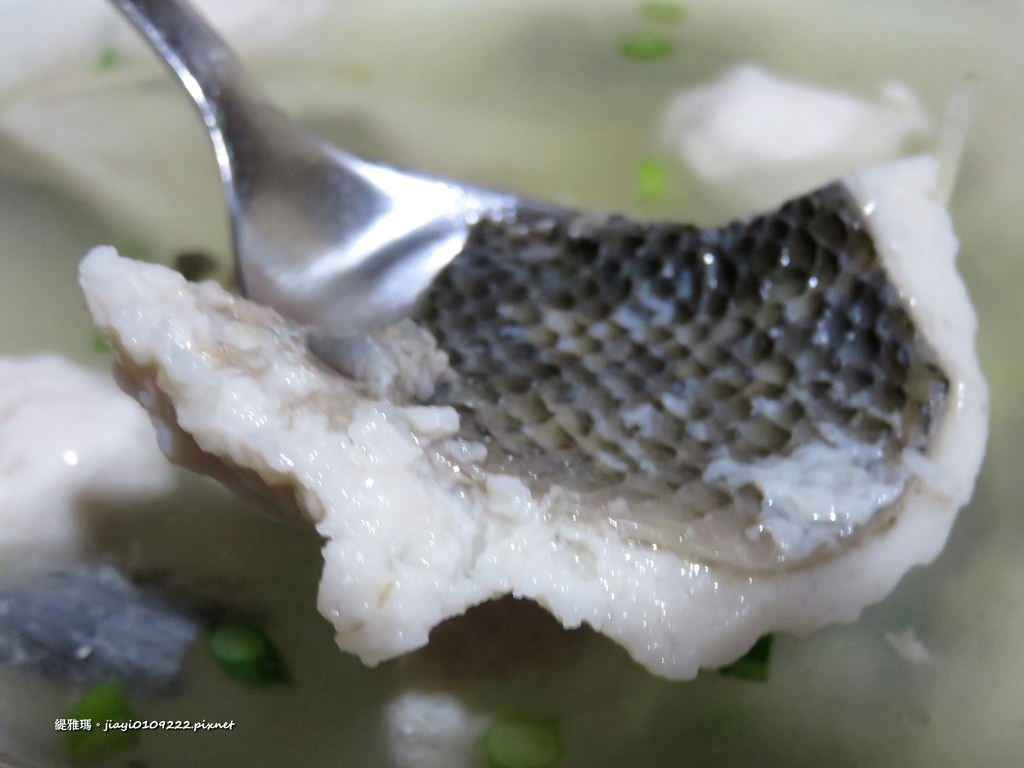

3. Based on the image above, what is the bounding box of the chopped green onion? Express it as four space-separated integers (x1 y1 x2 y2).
619 33 674 61
719 634 774 682
64 680 137 761
482 717 562 768
95 46 120 73
208 622 289 686
636 160 669 202
640 2 685 24
91 332 110 354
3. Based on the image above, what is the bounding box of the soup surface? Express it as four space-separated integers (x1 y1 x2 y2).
0 0 1021 766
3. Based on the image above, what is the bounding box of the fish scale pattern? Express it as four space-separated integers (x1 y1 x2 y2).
415 184 948 499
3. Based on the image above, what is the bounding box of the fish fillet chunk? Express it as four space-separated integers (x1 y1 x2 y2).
79 156 986 679
0 354 174 558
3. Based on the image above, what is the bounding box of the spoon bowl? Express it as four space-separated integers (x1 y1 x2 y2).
112 0 518 331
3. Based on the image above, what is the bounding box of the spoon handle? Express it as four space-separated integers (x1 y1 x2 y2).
107 0 513 331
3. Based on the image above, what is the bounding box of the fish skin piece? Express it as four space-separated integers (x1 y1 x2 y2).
0 563 197 690
78 156 986 679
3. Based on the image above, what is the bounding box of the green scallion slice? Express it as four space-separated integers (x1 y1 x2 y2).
482 717 562 768
95 46 120 73
64 680 137 761
91 332 110 353
619 33 674 61
208 622 289 686
719 634 774 682
636 159 668 202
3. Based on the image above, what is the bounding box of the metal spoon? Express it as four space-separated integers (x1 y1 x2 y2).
110 0 533 332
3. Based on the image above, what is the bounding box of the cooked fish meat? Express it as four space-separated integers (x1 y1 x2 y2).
658 63 930 201
79 155 986 679
0 354 174 559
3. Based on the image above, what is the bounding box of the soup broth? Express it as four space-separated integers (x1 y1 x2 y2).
0 1 1021 766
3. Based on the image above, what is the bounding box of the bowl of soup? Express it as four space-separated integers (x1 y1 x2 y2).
0 1 1021 766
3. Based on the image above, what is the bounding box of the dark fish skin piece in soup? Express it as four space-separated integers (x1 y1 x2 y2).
0 564 197 690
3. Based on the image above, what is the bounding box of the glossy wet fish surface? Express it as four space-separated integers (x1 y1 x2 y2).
76 156 986 680
417 183 949 563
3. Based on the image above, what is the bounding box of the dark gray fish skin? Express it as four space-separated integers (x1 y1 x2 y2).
0 563 197 691
413 184 948 502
